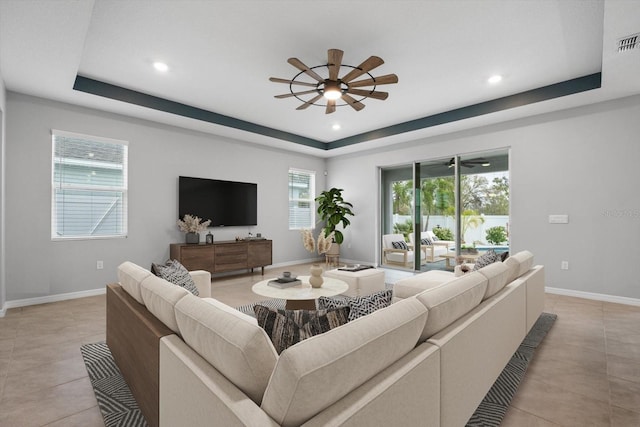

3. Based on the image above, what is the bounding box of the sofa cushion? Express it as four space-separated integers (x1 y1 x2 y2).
317 289 393 320
415 272 488 341
476 261 510 300
140 274 190 333
117 261 152 304
254 305 350 354
393 270 456 300
260 297 428 427
174 295 278 405
151 259 199 296
473 250 499 270
504 250 534 282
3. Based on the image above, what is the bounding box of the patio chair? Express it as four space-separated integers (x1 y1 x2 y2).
408 232 451 263
382 234 426 267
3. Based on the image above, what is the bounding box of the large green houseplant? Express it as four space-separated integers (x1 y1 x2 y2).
315 188 354 245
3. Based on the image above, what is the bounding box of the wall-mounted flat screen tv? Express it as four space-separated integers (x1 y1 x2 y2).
179 176 257 227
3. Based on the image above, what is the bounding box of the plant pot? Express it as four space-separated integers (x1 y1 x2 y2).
326 242 340 256
185 232 200 244
309 264 324 288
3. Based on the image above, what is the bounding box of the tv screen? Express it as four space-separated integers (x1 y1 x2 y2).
179 176 257 227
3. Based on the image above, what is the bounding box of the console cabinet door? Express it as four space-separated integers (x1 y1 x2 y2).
248 240 272 268
171 244 215 273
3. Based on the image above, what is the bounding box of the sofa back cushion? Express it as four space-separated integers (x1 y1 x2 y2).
174 295 278 405
504 250 534 282
260 297 428 427
476 261 510 300
416 272 488 341
140 275 190 333
117 261 152 304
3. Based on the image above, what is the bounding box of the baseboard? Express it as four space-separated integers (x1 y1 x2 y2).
546 287 640 307
0 306 6 318
3 287 107 312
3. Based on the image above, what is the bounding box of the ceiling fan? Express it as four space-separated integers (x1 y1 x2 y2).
447 158 491 168
270 48 398 114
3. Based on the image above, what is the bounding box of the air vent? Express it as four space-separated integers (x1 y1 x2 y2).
618 33 639 52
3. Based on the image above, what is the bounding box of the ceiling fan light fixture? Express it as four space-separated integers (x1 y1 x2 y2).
323 87 342 100
482 162 491 167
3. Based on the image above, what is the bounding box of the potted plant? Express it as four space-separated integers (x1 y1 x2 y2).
315 188 354 255
177 214 211 244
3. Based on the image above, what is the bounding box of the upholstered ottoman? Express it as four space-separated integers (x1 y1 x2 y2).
392 270 456 302
324 268 386 297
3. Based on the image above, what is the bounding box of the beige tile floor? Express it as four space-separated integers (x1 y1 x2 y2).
0 263 638 426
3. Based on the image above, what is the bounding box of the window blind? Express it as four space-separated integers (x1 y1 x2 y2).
288 168 315 229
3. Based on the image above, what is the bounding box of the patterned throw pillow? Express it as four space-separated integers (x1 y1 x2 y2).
253 305 350 354
151 259 200 296
473 250 499 271
420 237 433 246
318 289 393 321
391 240 409 250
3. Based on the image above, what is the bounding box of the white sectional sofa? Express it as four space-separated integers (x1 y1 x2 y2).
106 250 544 427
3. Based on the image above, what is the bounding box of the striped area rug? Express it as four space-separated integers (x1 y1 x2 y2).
80 342 148 427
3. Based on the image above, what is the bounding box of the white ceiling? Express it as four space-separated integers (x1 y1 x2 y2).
1 0 639 157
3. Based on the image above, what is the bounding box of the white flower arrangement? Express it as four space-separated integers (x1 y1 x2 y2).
177 214 211 233
301 229 334 254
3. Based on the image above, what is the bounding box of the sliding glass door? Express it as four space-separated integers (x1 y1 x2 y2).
380 149 509 271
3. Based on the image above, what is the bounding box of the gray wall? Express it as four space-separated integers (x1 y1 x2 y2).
4 93 326 301
0 74 5 311
327 95 640 300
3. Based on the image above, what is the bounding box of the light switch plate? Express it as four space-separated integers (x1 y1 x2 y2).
549 214 569 224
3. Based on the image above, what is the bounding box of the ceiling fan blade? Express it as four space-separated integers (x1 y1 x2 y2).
296 94 324 110
348 74 399 88
346 88 388 100
287 58 324 82
327 49 344 81
325 99 336 114
341 56 384 83
275 89 318 99
269 77 318 88
341 93 365 111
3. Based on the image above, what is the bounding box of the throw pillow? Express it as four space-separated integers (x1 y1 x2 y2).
391 240 409 250
500 251 510 262
420 237 433 246
151 259 200 296
318 289 393 321
253 305 350 354
473 250 499 271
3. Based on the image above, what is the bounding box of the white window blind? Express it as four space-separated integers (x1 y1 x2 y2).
288 168 315 229
52 130 128 240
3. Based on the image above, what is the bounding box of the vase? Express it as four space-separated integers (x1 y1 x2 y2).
185 232 199 244
309 264 324 288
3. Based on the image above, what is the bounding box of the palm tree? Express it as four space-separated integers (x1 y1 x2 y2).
392 181 413 215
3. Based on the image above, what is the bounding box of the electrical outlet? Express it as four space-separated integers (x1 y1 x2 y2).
561 261 569 270
97 260 104 270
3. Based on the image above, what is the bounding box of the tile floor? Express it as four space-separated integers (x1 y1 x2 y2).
0 263 639 426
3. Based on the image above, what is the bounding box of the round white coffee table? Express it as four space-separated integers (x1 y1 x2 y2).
252 275 349 310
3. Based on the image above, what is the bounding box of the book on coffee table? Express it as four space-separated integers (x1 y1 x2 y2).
268 278 301 289
338 265 374 272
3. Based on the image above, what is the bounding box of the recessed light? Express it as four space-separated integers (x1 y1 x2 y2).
153 62 169 72
332 124 341 131
488 75 502 84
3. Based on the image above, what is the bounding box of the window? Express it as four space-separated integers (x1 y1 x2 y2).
52 130 128 240
288 168 315 229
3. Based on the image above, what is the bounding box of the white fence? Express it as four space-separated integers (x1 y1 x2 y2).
392 215 509 245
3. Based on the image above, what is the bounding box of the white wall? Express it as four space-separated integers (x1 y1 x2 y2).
4 93 326 302
327 95 640 300
0 73 6 313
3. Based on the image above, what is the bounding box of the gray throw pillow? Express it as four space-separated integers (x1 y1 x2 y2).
392 240 409 250
473 250 499 271
253 305 350 354
151 259 199 296
318 289 393 321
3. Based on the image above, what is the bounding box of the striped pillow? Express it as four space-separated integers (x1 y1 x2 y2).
391 240 409 250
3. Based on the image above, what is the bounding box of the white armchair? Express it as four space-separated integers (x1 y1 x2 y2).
408 232 452 263
382 234 426 267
